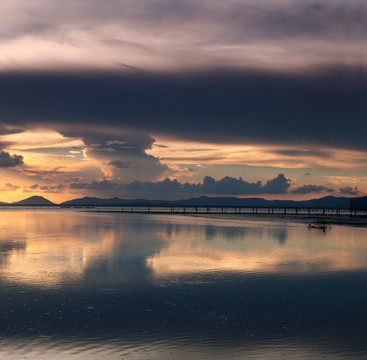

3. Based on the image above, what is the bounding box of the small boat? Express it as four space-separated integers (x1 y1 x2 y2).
307 221 332 230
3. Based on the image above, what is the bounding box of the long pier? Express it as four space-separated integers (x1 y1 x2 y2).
84 206 367 217
2 205 367 217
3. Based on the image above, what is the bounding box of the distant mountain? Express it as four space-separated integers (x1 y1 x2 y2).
350 196 367 210
175 196 298 207
60 195 367 209
60 195 284 207
61 196 122 206
304 196 351 209
60 196 172 207
13 196 56 206
6 194 367 209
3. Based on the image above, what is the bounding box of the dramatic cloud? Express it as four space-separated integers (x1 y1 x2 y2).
261 174 291 194
292 185 335 194
125 174 290 196
57 130 168 182
1 68 367 152
68 174 366 199
0 0 366 201
68 174 291 196
0 151 24 168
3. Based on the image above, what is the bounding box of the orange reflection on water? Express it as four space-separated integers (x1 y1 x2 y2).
1 210 367 288
146 217 367 277
0 210 118 288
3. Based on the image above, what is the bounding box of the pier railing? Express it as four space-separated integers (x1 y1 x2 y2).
1 205 367 216
85 206 367 216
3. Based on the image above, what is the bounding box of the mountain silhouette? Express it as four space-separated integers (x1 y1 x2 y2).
0 194 366 209
13 196 56 206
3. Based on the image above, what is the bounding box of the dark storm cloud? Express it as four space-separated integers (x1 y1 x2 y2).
57 130 167 182
124 174 290 195
292 184 335 194
1 67 366 150
0 151 24 168
261 174 291 194
339 186 360 196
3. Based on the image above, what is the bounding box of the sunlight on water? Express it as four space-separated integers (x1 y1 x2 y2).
0 209 367 359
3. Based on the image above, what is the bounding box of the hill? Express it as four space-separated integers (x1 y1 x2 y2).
60 196 173 207
60 195 367 209
13 196 56 206
5 194 367 209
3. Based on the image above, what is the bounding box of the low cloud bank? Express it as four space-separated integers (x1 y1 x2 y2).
68 175 364 198
292 185 334 194
71 174 291 195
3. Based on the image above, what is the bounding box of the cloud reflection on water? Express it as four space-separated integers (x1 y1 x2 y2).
0 211 367 288
0 210 367 358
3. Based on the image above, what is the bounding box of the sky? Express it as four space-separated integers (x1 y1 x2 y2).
0 0 367 203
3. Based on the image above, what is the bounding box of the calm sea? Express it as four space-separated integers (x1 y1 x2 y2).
0 209 367 359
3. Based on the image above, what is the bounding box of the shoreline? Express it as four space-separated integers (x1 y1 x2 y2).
187 212 367 227
87 209 367 227
2 206 366 227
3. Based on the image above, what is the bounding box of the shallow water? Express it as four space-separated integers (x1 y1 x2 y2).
0 209 367 359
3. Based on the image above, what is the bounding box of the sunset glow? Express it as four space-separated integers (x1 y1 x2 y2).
0 0 366 203
1 3 367 359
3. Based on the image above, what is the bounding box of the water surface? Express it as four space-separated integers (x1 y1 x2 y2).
0 210 367 359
